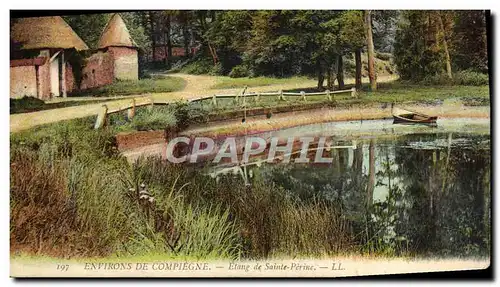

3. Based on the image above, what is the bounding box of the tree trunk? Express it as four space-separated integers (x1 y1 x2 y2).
317 59 324 90
364 10 377 91
437 12 453 79
355 48 362 89
182 15 190 58
327 59 338 90
166 14 172 67
148 12 156 63
337 54 345 90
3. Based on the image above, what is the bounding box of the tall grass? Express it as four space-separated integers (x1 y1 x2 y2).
11 111 365 260
10 120 242 259
130 156 354 259
109 105 178 132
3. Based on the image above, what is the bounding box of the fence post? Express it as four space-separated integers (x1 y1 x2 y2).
127 98 136 121
278 89 284 101
301 91 306 102
147 95 154 110
326 90 331 101
212 95 217 107
94 104 108 130
255 92 260 103
351 87 357 98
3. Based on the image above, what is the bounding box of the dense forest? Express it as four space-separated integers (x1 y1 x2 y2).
64 10 489 90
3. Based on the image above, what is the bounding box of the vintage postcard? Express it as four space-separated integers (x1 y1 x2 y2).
9 9 491 278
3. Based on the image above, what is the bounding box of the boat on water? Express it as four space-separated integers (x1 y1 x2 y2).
392 105 438 126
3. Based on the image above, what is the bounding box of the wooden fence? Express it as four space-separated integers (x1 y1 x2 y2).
94 87 357 129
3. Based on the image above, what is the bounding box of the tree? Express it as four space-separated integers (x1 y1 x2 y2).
63 14 110 49
364 10 377 91
436 11 453 79
177 11 192 58
328 11 365 89
164 12 173 67
371 10 399 53
394 10 487 81
452 10 488 72
394 11 447 80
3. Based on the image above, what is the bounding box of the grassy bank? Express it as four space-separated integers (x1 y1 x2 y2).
69 76 186 97
10 79 490 260
212 76 313 90
10 107 392 260
190 81 490 117
357 82 490 106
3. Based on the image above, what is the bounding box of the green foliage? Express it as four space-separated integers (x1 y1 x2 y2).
172 102 209 130
375 52 393 61
120 12 152 52
394 11 446 81
451 11 488 72
127 107 176 132
10 97 45 114
69 76 186 97
108 102 208 133
63 14 111 49
228 65 250 78
394 10 488 80
420 70 489 86
180 58 217 75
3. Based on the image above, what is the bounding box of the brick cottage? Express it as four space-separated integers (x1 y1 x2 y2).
10 13 139 100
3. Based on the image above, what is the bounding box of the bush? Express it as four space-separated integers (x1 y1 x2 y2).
229 65 249 78
109 105 177 132
10 97 45 114
453 70 489 86
421 70 489 86
375 52 393 61
180 58 214 75
209 62 224 76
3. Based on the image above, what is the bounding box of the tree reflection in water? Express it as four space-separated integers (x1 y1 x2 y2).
258 133 490 257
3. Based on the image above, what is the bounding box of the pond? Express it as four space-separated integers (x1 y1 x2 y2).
208 118 491 257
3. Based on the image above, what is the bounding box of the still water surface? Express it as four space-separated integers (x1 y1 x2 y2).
211 118 491 257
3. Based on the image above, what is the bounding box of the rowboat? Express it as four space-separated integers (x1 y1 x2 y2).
392 106 438 125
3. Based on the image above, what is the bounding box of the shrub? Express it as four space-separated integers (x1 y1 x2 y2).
209 62 224 76
421 70 489 86
180 58 214 75
229 65 249 78
10 97 45 114
130 107 177 131
376 52 393 61
172 102 209 130
453 70 489 86
108 103 208 133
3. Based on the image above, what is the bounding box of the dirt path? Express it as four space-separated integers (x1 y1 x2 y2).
10 73 394 133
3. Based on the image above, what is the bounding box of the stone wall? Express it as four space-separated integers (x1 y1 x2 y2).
80 51 115 90
152 46 200 62
109 46 138 81
65 62 75 94
10 65 37 99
